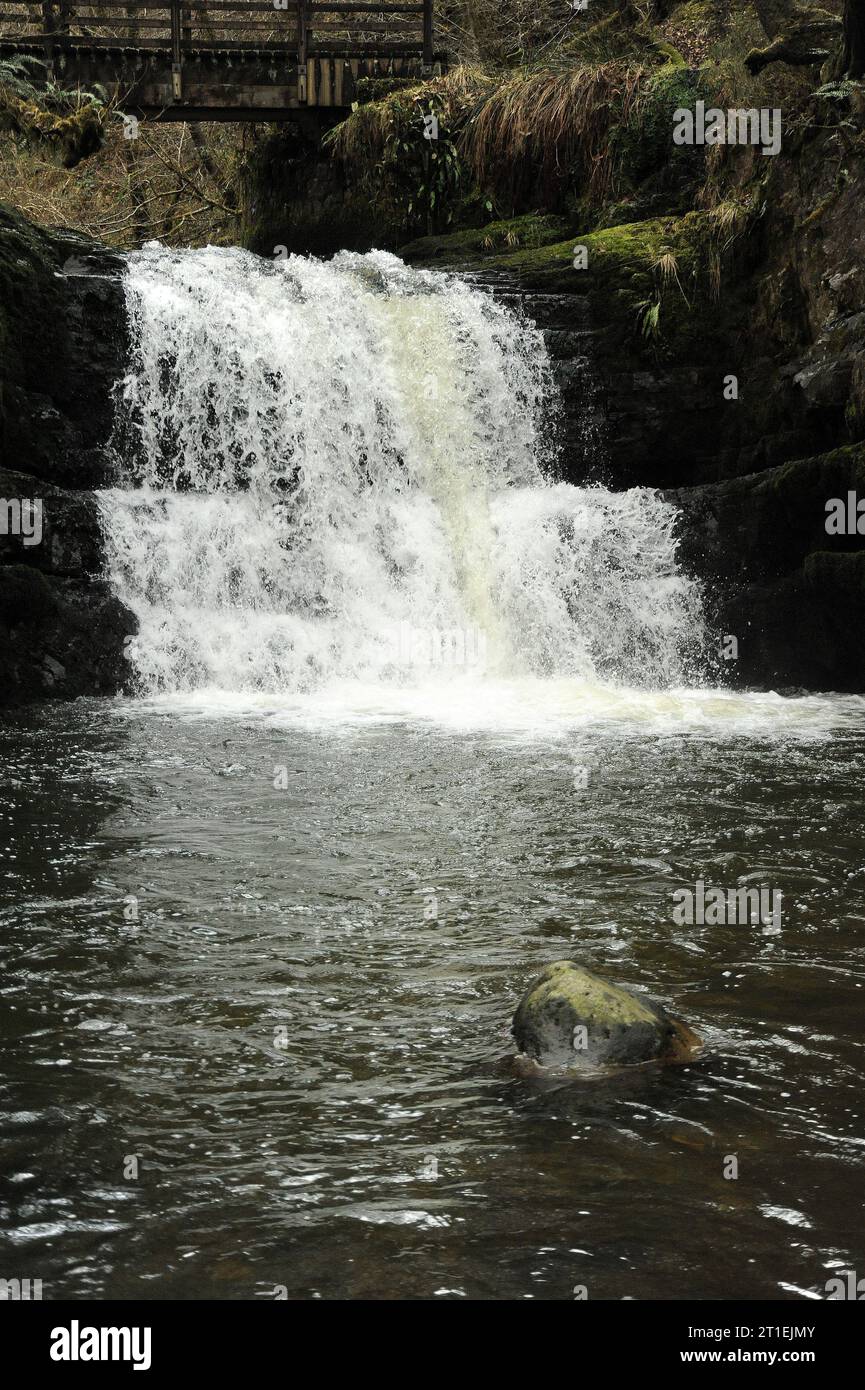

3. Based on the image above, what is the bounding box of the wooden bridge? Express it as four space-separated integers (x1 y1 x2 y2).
0 1 444 119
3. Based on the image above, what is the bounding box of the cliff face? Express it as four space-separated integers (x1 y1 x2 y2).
400 102 865 691
0 204 135 704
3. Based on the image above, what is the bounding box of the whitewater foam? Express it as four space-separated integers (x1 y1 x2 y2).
99 242 706 709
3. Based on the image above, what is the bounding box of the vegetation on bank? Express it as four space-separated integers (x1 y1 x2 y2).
0 53 242 246
323 0 848 240
0 54 106 167
0 0 860 259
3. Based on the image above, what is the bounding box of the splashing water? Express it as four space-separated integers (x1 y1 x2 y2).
98 243 704 703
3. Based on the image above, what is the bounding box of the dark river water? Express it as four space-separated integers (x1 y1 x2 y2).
2 690 864 1301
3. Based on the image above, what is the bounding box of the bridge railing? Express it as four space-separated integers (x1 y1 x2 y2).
0 2 436 64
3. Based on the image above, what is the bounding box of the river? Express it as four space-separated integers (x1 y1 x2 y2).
1 244 864 1300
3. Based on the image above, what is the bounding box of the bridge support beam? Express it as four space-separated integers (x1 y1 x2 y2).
171 1 183 99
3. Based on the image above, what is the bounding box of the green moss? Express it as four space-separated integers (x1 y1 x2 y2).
610 63 710 192
400 213 572 264
521 961 661 1031
767 442 865 499
0 66 105 168
402 210 736 359
512 960 701 1069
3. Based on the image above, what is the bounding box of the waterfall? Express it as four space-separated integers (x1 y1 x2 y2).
98 243 704 698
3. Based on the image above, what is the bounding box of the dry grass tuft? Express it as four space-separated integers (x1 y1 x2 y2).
326 64 491 166
459 62 649 209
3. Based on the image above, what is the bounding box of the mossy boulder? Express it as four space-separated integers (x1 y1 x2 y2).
513 961 701 1071
402 210 738 352
400 214 573 265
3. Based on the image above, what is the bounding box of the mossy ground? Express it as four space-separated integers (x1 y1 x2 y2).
402 208 746 358
399 213 572 264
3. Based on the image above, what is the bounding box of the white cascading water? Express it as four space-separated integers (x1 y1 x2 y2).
98 243 705 703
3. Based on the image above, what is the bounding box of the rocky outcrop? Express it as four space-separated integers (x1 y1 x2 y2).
0 203 134 704
240 120 382 258
670 444 865 689
401 93 865 690
512 961 701 1071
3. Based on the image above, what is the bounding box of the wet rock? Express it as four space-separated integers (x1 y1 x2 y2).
512 961 701 1071
1 204 134 704
669 442 865 691
0 205 127 489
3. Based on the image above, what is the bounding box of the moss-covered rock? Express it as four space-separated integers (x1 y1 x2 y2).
512 961 701 1071
403 210 735 344
399 214 573 264
0 88 105 168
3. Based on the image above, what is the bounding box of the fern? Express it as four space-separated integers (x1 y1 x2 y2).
0 54 48 103
813 79 858 105
0 53 106 113
0 56 108 167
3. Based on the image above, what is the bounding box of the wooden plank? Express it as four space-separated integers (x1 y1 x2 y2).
139 81 300 104
0 35 440 55
306 55 316 104
303 22 422 31
0 0 421 11
170 0 182 84
300 0 311 67
38 18 302 29
312 42 428 53
0 17 293 29
333 54 343 105
319 54 331 104
312 4 423 12
0 0 299 9
11 35 281 49
32 35 433 55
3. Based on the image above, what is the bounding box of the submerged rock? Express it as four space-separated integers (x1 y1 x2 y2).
512 961 701 1072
